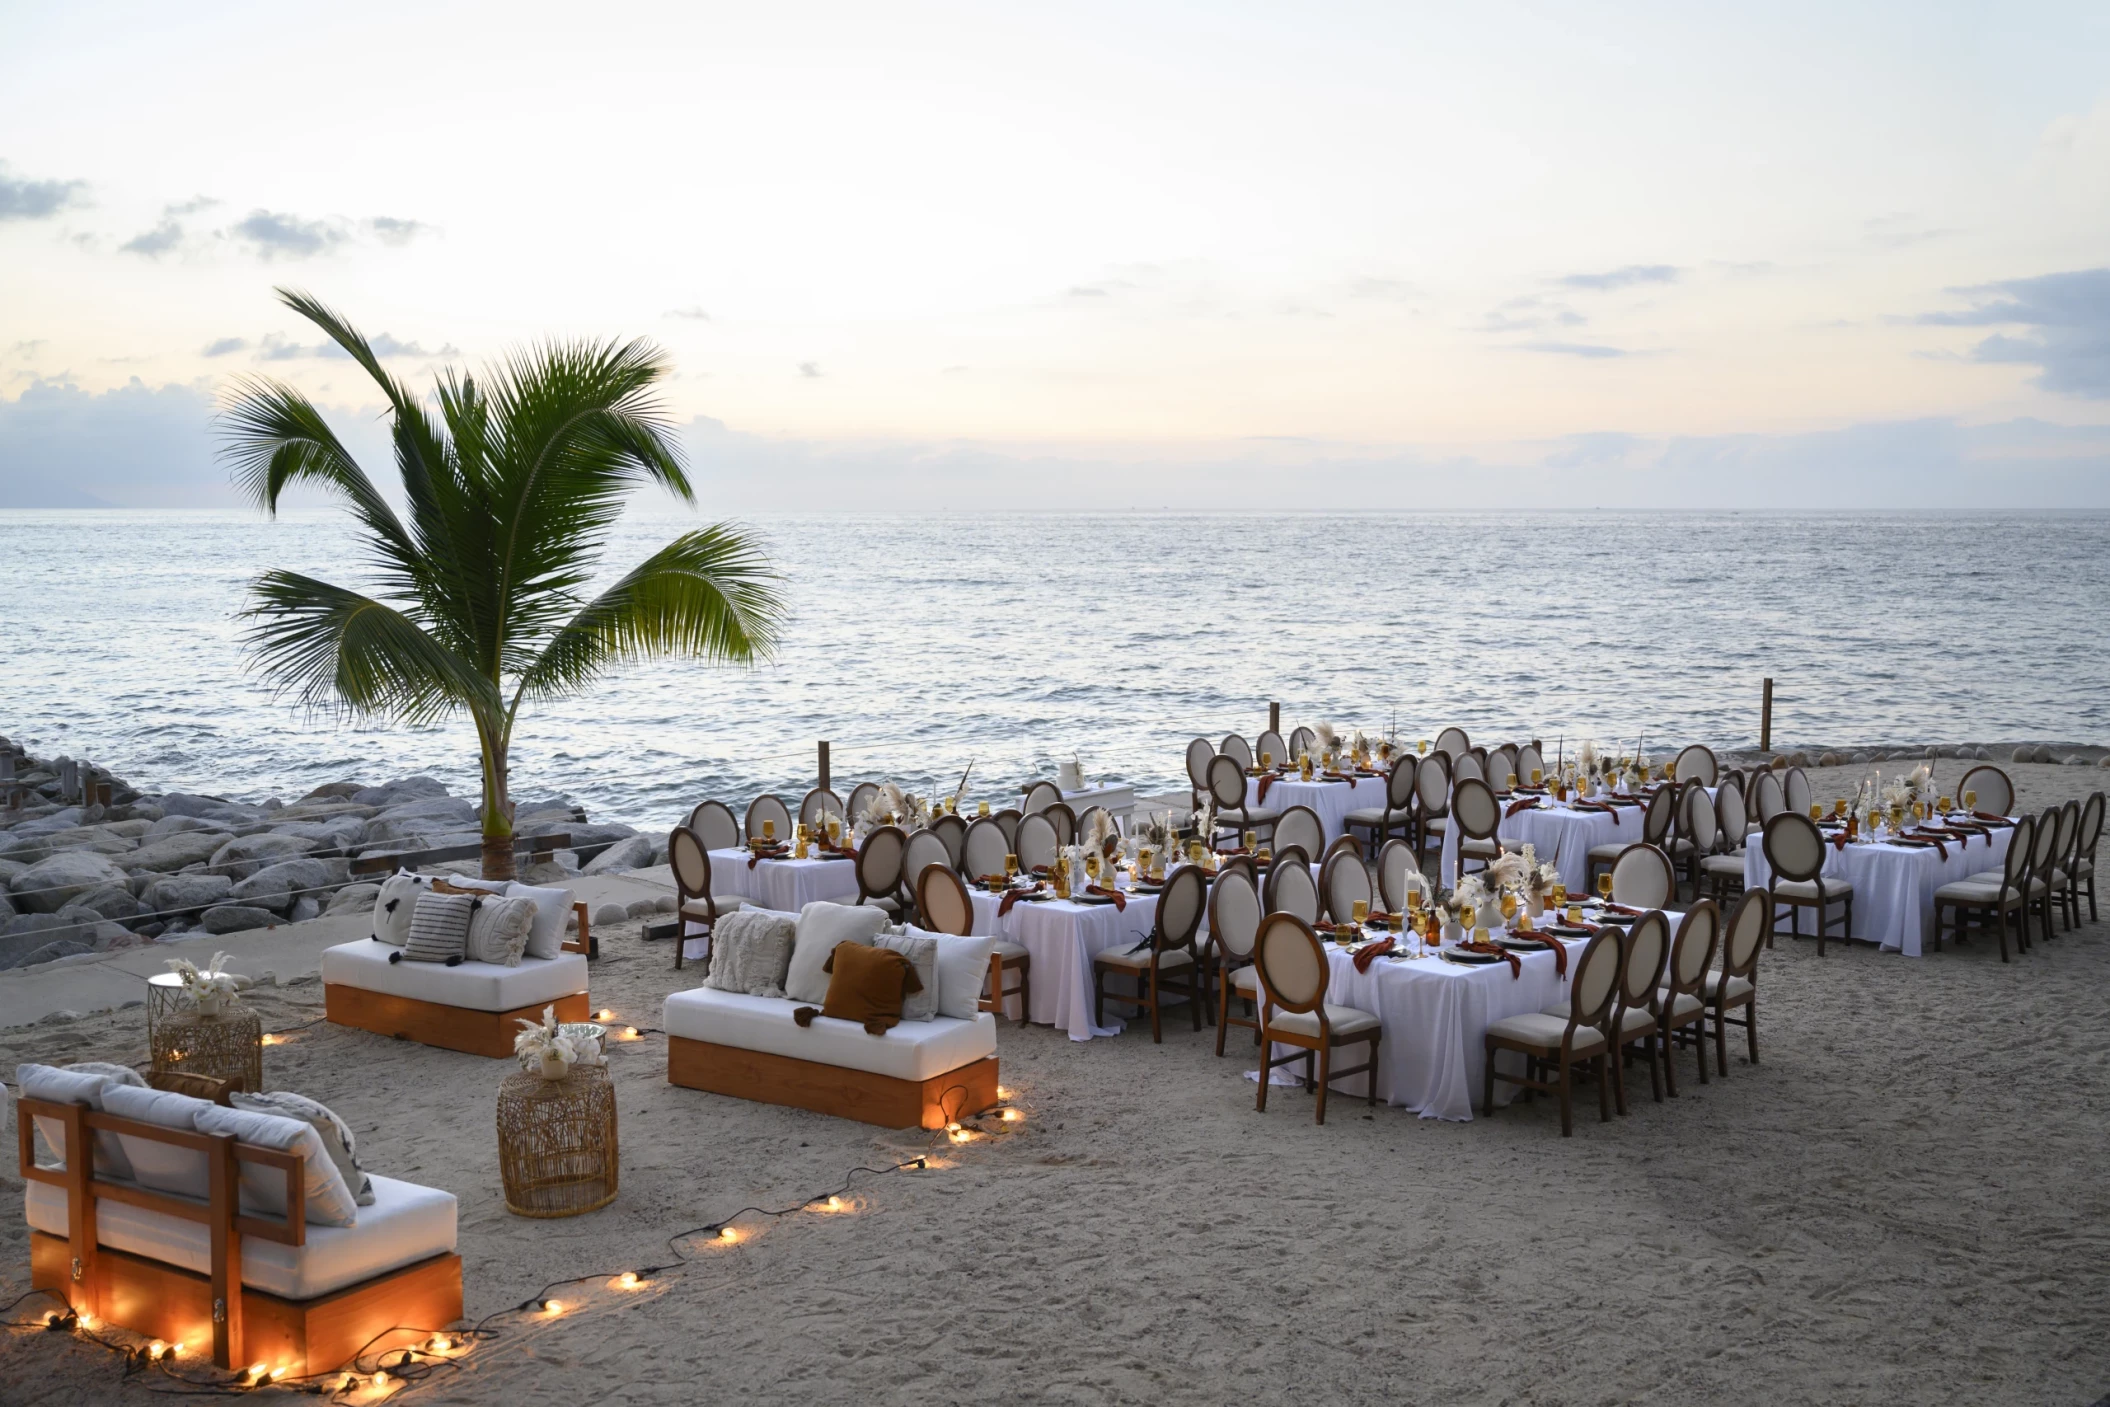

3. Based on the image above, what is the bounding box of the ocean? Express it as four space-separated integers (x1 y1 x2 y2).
4 510 2106 826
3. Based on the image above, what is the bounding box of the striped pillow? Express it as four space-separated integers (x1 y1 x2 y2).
399 891 473 965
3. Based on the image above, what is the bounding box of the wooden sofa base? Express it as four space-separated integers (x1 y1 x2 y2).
667 1036 998 1129
31 1232 461 1375
325 985 589 1058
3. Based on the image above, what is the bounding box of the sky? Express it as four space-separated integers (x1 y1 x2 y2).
2 0 2108 508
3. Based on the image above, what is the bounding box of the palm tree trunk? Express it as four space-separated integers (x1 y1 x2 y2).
478 723 516 881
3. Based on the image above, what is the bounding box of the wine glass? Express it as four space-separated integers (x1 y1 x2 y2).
1939 794 1954 814
1962 789 1977 812
1530 767 1543 787
1833 798 1848 818
1550 882 1566 909
1597 873 1614 905
1243 829 1258 852
1809 803 1823 820
1417 739 1429 756
1499 891 1518 926
1351 899 1370 927
1004 853 1019 882
1083 853 1101 884
1259 751 1273 771
762 819 776 842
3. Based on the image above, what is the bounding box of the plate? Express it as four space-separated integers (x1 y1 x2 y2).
1493 934 1549 950
1545 925 1594 938
1070 892 1116 905
1440 948 1502 965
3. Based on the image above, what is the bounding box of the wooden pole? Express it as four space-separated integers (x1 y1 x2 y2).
817 741 831 793
1760 678 1774 754
1269 701 1280 735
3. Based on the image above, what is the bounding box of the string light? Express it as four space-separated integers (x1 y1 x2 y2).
595 1008 615 1022
1001 1109 1021 1122
716 1226 738 1243
825 1196 843 1211
996 1086 1012 1099
542 1299 563 1315
374 1369 391 1389
622 1027 640 1040
616 1272 640 1289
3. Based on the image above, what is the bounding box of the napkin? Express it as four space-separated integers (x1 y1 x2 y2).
1456 940 1522 978
1506 797 1541 819
1973 812 2016 827
746 845 789 869
998 884 1046 917
1256 774 1279 805
1505 933 1568 978
1351 937 1395 972
1084 884 1127 910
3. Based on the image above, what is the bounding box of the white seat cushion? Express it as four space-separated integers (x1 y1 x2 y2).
1702 970 1754 1002
1094 945 1196 972
679 896 747 920
321 938 587 1013
1935 877 2016 904
1344 808 1409 826
1773 878 1852 901
1266 1003 1380 1039
25 1173 455 1301
1587 841 1624 861
1422 817 1448 833
1657 990 1705 1021
662 987 996 1083
1486 1011 1606 1056
1459 839 1500 859
1228 964 1260 993
988 939 1029 961
1700 853 1747 876
1220 807 1279 826
1606 1005 1658 1038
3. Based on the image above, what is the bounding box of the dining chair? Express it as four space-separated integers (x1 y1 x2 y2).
1255 729 1289 771
1022 780 1063 815
669 826 745 971
1483 928 1620 1135
1762 813 1851 954
1954 764 2014 817
1672 744 1719 786
1186 737 1218 810
1207 863 1265 1057
2050 799 2082 932
1272 805 1325 864
1092 864 1207 1042
901 830 951 917
1252 913 1381 1124
855 825 908 917
1413 749 1453 864
1318 848 1375 925
1783 767 1813 819
930 813 968 870
1685 784 1735 899
1207 753 1278 846
961 817 1010 882
1751 769 1785 829
685 799 741 854
1015 813 1060 872
1344 754 1417 858
1714 776 1747 849
1609 843 1675 909
915 863 974 935
1516 742 1546 786
1932 811 2034 962
1451 751 1486 786
1705 889 1768 1073
1374 838 1420 913
1489 744 1521 793
1656 901 1720 1094
1586 784 1675 892
2026 807 2062 945
1265 848 1321 924
1219 734 1255 773
798 787 845 830
992 808 1023 848
1072 805 1115 853
1451 777 1503 878
1434 727 1470 759
1287 726 1316 764
744 794 793 846
843 782 880 827
1606 909 1670 1113
1043 801 1077 849
2074 792 2103 922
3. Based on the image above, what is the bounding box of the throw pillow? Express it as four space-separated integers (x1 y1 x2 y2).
505 882 576 960
703 910 797 998
784 902 889 1004
65 1061 147 1089
401 891 474 964
194 1104 359 1228
231 1091 374 1206
816 941 923 1033
872 930 939 1022
15 1063 137 1179
917 928 999 1021
465 895 535 966
370 871 430 946
99 1084 213 1200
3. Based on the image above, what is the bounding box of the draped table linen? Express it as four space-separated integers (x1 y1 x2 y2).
708 848 860 913
967 888 1162 1041
1741 825 2014 957
1242 773 1390 845
1439 796 1644 888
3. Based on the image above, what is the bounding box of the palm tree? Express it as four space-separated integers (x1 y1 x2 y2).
221 288 784 880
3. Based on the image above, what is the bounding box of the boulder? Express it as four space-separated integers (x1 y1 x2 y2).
68 884 146 922
289 897 321 922
231 856 351 912
1850 752 1870 764
566 822 640 848
10 850 130 913
592 903 627 926
0 857 25 888
199 904 277 935
128 830 237 874
299 781 367 802
207 833 318 880
22 940 95 966
516 862 571 886
154 793 240 819
624 899 657 919
38 824 139 856
2033 744 2054 764
350 776 453 807
2012 746 2034 763
583 833 663 875
1817 752 1840 767
265 816 368 849
8 807 84 836
2064 755 2088 766
0 836 50 865
146 814 235 838
146 873 236 914
324 882 381 916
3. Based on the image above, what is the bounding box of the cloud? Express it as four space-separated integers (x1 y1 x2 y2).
1518 341 1630 358
798 361 822 378
202 337 248 357
120 218 185 257
1863 214 1952 251
229 209 347 260
7 340 46 359
1481 295 1586 333
167 196 219 216
366 216 428 246
664 306 711 321
253 330 448 361
1918 268 2110 398
0 163 86 221
1555 264 1679 292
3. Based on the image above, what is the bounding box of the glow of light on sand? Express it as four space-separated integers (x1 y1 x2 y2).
373 1370 390 1389
542 1299 563 1315
596 1009 614 1022
77 1314 95 1330
1001 1109 1021 1122
717 1226 739 1243
615 1272 640 1289
260 1033 283 1045
996 1086 1011 1099
623 1027 640 1040
826 1196 842 1211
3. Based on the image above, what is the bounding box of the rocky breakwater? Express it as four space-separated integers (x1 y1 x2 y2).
0 737 668 972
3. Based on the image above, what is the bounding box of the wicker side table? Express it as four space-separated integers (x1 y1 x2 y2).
151 1005 263 1093
496 1066 618 1218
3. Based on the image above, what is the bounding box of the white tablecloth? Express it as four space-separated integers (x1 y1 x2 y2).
1741 825 2014 957
709 848 860 913
968 887 1161 1040
1439 797 1644 888
1243 774 1389 844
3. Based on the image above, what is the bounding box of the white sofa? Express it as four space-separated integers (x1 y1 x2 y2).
322 938 590 1057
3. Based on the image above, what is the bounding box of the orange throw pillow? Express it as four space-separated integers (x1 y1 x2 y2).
816 941 924 1035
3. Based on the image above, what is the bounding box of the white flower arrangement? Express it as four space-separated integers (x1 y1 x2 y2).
1483 850 1528 893
514 1005 591 1080
1087 805 1122 856
1312 722 1339 761
165 951 250 1017
860 782 918 828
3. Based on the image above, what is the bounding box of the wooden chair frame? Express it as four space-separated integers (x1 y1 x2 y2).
1022 780 1064 814
1344 756 1417 858
1762 814 1852 954
1673 744 1719 786
1263 846 1319 923
1706 889 1767 1072
1931 812 2032 962
1252 914 1380 1124
1451 777 1502 878
1483 929 1620 1135
1092 866 1206 1042
1606 911 1671 1114
1413 750 1453 864
856 824 909 914
1953 764 2014 819
1207 753 1276 849
1206 864 1264 1057
671 825 731 972
1658 901 1720 1093
1317 848 1375 925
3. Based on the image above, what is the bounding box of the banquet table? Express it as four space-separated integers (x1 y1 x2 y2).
1741 823 2014 957
1438 793 1647 888
967 886 1161 1040
708 848 860 913
1243 772 1389 845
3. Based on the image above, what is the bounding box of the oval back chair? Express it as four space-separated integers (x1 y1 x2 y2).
1609 842 1675 909
1219 734 1255 772
1015 812 1060 872
798 787 844 830
1516 743 1546 786
1255 729 1288 771
915 863 974 936
1272 805 1325 863
686 799 740 854
1433 727 1470 759
1955 764 2014 817
1319 849 1375 925
1375 838 1419 912
856 825 908 912
930 813 968 868
745 794 792 846
1287 726 1316 764
1265 849 1321 924
901 830 951 903
961 817 1010 880
1022 780 1063 815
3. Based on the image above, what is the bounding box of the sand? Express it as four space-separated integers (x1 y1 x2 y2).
2 761 2106 1406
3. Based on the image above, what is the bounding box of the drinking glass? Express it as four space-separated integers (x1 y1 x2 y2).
1833 798 1848 818
1939 795 1954 814
1530 768 1543 786
977 800 990 817
1499 892 1518 924
1243 829 1258 851
762 819 776 842
1417 739 1429 755
1809 803 1823 820
1597 873 1613 903
1963 789 1977 811
1352 899 1370 926
1137 846 1154 876
1084 853 1101 883
1259 751 1273 770
1004 853 1019 880
1550 883 1566 909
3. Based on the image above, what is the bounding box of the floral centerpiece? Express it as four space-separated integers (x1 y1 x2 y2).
1311 722 1339 768
165 951 250 1019
514 1004 603 1081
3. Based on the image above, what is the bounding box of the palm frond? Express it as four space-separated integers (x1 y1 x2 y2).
510 525 785 707
242 570 502 725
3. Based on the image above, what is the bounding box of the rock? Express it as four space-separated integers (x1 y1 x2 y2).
262 797 283 813
2033 744 2054 764
289 897 321 922
516 862 570 885
230 856 350 911
68 884 146 921
199 904 277 935
0 858 24 888
553 850 581 871
1924 746 1938 758
40 823 142 854
153 793 242 819
624 899 658 919
264 816 368 849
38 1010 81 1025
1817 752 1840 767
655 895 677 913
566 822 640 848
593 903 627 926
9 807 84 836
9 850 130 913
325 882 382 915
2064 755 2088 766
584 833 664 875
144 873 236 914
350 776 453 807
133 921 165 940
0 891 12 919
207 832 318 880
127 831 235 874
1850 752 1870 764
1788 752 1810 767
2012 746 2034 763
23 940 94 965
300 781 368 802
146 814 235 839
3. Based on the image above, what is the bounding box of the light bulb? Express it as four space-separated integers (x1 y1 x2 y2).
825 1196 842 1211
374 1370 391 1388
618 1271 639 1288
624 1027 639 1039
427 1334 449 1353
945 1121 961 1132
543 1299 563 1315
78 1314 96 1330
148 1340 165 1358
996 1086 1011 1099
169 1342 184 1357
596 1008 614 1021
1001 1109 1020 1122
717 1226 737 1242
247 1362 268 1380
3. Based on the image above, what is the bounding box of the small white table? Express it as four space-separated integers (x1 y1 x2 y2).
708 848 860 913
966 886 1162 1040
1742 823 2014 957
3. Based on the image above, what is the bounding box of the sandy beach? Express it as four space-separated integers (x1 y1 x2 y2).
3 761 2106 1406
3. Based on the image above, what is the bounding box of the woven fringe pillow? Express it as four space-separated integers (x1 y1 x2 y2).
703 910 797 997
465 895 536 966
231 1090 374 1206
398 891 473 965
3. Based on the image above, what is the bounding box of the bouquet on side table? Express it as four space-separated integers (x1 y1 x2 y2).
165 951 251 1019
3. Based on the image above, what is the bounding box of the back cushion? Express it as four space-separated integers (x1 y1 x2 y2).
193 1104 359 1228
918 930 997 1021
465 895 536 966
704 910 797 998
100 1084 213 1200
506 882 576 960
785 902 889 1004
231 1091 373 1206
403 891 474 964
872 931 939 1022
15 1064 139 1180
819 942 922 1028
370 872 431 946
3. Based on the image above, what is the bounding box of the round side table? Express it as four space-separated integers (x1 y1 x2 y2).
496 1066 618 1218
151 1004 264 1093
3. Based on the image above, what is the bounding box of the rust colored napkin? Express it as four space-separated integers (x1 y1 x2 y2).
1506 797 1541 819
1351 938 1395 972
1973 812 2016 827
998 884 1046 917
1506 933 1568 978
1085 884 1127 910
746 845 789 869
1256 774 1278 805
1457 940 1522 978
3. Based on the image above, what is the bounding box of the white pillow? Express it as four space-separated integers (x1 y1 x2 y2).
704 910 797 998
919 929 998 1021
505 882 575 961
872 931 939 1022
194 1103 359 1228
231 1091 373 1206
14 1063 139 1180
465 895 536 966
785 902 889 1004
100 1084 213 1200
370 871 431 946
